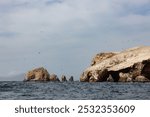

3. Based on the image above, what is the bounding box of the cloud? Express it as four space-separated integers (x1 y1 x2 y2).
0 0 150 80
0 31 17 37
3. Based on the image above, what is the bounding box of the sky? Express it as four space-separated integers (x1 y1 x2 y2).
0 0 150 80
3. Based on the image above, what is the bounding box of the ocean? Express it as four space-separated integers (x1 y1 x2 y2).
0 81 150 100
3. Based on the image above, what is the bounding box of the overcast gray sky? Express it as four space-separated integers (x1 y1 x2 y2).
0 0 150 80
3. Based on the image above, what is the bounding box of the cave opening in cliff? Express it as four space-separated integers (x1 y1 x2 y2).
142 62 150 79
109 71 119 82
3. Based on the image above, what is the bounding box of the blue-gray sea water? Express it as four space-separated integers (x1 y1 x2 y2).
0 81 150 100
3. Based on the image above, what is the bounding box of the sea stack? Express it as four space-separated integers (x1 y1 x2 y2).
25 67 50 81
69 76 74 82
80 46 150 82
61 75 67 82
25 67 60 81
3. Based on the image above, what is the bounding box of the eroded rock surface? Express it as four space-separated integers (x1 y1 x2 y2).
25 67 50 81
80 46 150 82
25 67 61 81
91 52 117 66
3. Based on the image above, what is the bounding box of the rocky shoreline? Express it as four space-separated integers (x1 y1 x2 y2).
25 46 150 82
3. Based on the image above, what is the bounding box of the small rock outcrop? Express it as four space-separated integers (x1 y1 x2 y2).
25 67 50 81
80 46 150 82
69 76 74 82
135 76 150 82
61 75 67 82
107 75 114 82
50 74 60 81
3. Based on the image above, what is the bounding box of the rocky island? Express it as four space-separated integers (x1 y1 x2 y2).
80 46 150 82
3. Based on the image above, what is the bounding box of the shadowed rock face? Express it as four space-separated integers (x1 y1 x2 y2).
142 62 150 79
25 67 50 81
61 75 67 82
80 46 150 82
69 76 74 82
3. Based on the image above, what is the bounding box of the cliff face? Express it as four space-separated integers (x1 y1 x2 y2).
80 46 150 82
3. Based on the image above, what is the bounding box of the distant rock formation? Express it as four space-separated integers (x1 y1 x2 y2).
69 76 74 82
25 67 75 82
61 75 67 82
25 67 50 81
80 46 150 82
25 67 60 81
50 74 60 81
